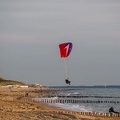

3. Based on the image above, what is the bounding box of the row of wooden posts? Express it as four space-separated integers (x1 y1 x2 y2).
33 98 120 104
21 98 120 117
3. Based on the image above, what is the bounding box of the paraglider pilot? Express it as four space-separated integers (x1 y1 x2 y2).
65 78 71 85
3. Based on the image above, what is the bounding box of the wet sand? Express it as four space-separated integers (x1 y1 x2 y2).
0 87 119 120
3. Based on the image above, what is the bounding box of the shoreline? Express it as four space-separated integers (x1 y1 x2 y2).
0 87 120 120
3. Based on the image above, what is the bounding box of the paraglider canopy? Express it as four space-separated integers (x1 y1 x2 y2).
59 42 73 58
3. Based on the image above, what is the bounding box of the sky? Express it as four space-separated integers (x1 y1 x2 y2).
0 0 120 86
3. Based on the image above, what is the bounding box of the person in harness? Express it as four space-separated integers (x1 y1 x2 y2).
65 78 71 85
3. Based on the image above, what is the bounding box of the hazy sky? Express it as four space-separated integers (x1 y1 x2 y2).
0 0 120 86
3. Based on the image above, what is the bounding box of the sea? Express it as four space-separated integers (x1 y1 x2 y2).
35 86 120 113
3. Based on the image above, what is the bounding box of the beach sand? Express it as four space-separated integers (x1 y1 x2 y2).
0 87 119 120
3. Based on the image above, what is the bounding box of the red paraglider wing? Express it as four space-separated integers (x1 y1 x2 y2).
59 42 73 58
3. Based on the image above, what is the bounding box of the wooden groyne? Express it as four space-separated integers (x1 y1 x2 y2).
18 98 120 118
3 96 120 118
33 98 120 104
48 95 120 98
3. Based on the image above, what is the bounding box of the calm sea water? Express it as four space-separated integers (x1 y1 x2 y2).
49 87 120 113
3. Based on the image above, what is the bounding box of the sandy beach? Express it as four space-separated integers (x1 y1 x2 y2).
0 87 119 120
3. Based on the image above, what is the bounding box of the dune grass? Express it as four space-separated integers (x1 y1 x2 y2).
0 80 26 86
